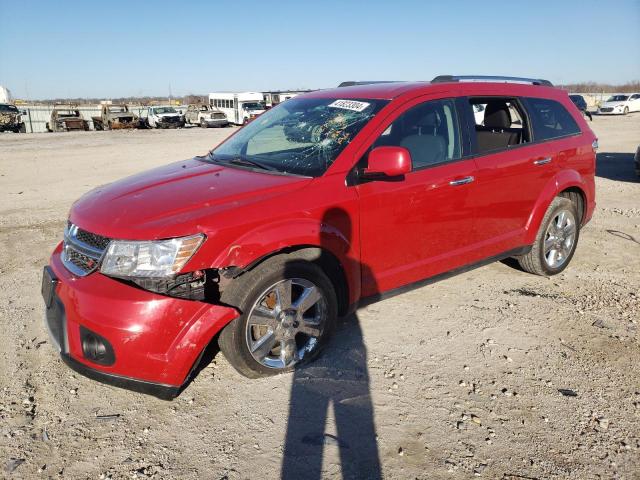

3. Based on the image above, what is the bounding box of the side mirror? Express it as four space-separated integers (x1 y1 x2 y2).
363 146 412 178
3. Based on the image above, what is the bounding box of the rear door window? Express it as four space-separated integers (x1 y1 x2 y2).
467 97 530 155
524 98 581 141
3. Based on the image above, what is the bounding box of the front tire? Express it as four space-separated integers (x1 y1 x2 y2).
200 118 208 128
517 197 580 276
623 107 629 115
219 256 337 378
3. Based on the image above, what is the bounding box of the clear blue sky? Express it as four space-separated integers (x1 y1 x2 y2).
1 0 638 99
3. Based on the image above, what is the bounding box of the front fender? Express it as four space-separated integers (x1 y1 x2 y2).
524 169 591 245
209 216 360 306
212 217 351 268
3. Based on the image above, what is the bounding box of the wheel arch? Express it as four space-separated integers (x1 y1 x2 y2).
558 186 586 224
524 170 589 245
227 245 352 318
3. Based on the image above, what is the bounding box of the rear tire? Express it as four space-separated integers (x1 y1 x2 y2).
516 197 579 276
219 256 337 378
200 118 208 128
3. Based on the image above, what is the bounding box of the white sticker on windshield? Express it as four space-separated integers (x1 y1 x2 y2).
328 99 370 112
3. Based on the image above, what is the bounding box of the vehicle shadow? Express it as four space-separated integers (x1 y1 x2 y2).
281 207 382 480
596 152 638 183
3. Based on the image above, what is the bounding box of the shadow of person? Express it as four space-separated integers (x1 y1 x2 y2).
281 207 382 480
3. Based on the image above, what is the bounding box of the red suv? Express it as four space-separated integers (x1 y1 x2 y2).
42 76 596 398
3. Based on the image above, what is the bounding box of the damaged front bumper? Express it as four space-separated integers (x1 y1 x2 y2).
42 243 239 399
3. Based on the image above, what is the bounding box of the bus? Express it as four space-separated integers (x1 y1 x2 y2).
208 92 266 125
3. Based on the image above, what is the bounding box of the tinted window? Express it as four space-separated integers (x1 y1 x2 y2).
372 99 461 169
525 98 580 141
569 95 586 109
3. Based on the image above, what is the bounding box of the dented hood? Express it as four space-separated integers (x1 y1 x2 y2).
69 158 312 240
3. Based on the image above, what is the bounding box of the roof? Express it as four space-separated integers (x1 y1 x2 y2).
307 82 430 100
304 79 561 101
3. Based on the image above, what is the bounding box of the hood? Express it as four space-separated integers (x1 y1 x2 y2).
69 158 311 240
156 112 181 118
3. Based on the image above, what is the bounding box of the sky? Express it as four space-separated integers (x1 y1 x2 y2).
0 0 639 99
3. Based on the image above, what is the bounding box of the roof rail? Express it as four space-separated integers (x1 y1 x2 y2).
338 81 401 87
432 75 553 87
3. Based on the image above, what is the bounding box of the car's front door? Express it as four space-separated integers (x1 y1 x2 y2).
356 97 478 296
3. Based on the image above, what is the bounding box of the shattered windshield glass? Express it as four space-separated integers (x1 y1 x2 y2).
210 97 387 176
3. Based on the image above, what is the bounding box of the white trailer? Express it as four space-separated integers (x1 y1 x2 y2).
208 91 266 125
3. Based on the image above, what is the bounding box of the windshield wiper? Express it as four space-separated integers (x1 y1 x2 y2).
227 156 277 171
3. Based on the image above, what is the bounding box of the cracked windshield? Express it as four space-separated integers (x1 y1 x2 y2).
210 97 387 176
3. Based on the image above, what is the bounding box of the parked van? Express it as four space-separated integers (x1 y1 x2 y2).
43 75 596 398
208 91 266 125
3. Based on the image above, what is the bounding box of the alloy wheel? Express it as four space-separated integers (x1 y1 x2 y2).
245 278 327 370
543 209 577 269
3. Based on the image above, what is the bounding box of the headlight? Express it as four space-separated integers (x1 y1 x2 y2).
100 234 204 278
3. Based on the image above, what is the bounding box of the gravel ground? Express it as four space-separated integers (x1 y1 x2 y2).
0 115 638 479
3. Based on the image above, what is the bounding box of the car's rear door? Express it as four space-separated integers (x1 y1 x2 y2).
461 95 558 258
355 96 478 296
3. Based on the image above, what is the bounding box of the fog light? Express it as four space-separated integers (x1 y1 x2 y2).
80 327 115 366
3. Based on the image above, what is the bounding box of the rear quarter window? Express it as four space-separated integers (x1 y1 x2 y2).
525 97 581 142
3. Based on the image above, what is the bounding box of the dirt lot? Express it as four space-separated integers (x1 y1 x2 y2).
0 116 639 480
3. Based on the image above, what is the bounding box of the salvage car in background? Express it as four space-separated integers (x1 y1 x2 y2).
635 145 640 178
598 93 640 115
0 103 25 133
46 106 89 132
184 104 229 128
145 106 185 129
569 94 592 121
92 104 140 130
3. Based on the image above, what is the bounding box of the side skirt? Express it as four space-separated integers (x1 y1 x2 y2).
357 246 531 308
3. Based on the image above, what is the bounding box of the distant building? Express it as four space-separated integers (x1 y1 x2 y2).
262 90 312 107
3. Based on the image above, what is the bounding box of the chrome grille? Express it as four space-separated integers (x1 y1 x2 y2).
61 223 111 276
600 107 613 113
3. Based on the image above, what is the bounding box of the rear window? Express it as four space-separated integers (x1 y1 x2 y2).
525 98 580 141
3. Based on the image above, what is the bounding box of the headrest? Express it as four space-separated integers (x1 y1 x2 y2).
483 102 511 129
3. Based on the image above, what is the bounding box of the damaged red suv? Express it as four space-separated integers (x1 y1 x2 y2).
42 76 596 398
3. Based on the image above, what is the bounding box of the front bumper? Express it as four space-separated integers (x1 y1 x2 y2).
158 117 184 128
203 118 229 127
598 108 624 115
42 243 238 399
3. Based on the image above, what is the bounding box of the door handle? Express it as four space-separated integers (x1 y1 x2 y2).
533 157 552 165
449 176 475 186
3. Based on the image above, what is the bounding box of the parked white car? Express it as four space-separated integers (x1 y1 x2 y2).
145 106 185 129
598 93 640 115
